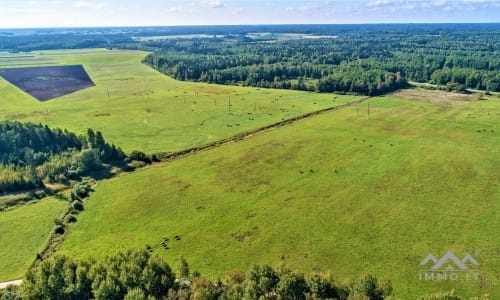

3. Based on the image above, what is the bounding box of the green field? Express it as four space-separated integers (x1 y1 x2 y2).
0 49 357 153
0 49 498 298
57 95 499 298
0 198 67 281
0 48 357 282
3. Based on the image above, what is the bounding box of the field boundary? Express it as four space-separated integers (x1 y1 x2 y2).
154 96 372 163
26 95 371 274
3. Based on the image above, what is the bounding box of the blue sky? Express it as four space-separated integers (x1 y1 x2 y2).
0 0 499 28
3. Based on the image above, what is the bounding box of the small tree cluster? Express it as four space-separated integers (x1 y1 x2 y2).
22 249 174 300
0 122 127 193
14 250 493 300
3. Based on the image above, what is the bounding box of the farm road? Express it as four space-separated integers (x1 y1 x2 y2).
0 279 22 289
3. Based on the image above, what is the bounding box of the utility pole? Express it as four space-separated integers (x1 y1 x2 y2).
228 96 231 114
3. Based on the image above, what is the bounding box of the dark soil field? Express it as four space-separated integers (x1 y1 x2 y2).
0 65 95 101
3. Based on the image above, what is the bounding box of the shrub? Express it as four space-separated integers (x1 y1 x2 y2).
22 255 92 300
65 214 77 223
247 265 280 298
191 277 219 300
77 149 102 173
54 225 65 234
71 200 84 211
128 150 153 164
71 182 92 200
0 285 21 300
306 274 339 299
277 272 308 299
348 274 392 300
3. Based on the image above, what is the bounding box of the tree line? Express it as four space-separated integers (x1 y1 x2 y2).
143 30 498 94
0 121 125 194
2 25 498 94
0 248 488 300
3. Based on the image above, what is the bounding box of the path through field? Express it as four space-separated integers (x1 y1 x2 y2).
0 280 22 289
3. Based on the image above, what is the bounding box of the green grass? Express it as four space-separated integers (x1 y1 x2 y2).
0 49 358 153
1 48 498 297
0 198 66 281
58 96 499 298
0 48 358 283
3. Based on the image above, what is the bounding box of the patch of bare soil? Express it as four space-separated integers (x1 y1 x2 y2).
0 280 22 289
392 88 484 106
0 65 95 101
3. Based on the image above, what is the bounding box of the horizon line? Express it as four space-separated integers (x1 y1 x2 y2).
1 22 500 30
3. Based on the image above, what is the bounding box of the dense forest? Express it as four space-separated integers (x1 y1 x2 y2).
0 122 125 193
0 248 483 300
0 31 133 52
1 24 498 95
143 32 499 95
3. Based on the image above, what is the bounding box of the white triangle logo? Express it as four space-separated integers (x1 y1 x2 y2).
422 251 479 270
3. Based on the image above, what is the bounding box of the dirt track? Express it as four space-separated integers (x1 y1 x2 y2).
0 280 22 289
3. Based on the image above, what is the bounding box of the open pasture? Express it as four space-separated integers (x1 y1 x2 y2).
0 198 66 281
393 88 494 106
0 48 357 282
58 95 500 298
0 49 358 153
0 54 58 68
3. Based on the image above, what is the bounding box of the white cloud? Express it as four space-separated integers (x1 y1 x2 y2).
202 0 225 8
1 0 500 28
432 0 499 9
166 6 181 13
284 1 335 15
73 1 106 9
365 0 500 12
368 0 390 7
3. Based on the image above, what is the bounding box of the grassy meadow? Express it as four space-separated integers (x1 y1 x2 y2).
0 49 358 153
0 48 357 282
58 94 499 298
0 198 66 281
0 48 498 298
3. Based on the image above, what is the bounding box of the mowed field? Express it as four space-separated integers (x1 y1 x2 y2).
0 49 498 298
58 94 499 298
0 198 66 281
0 49 358 282
0 49 358 153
